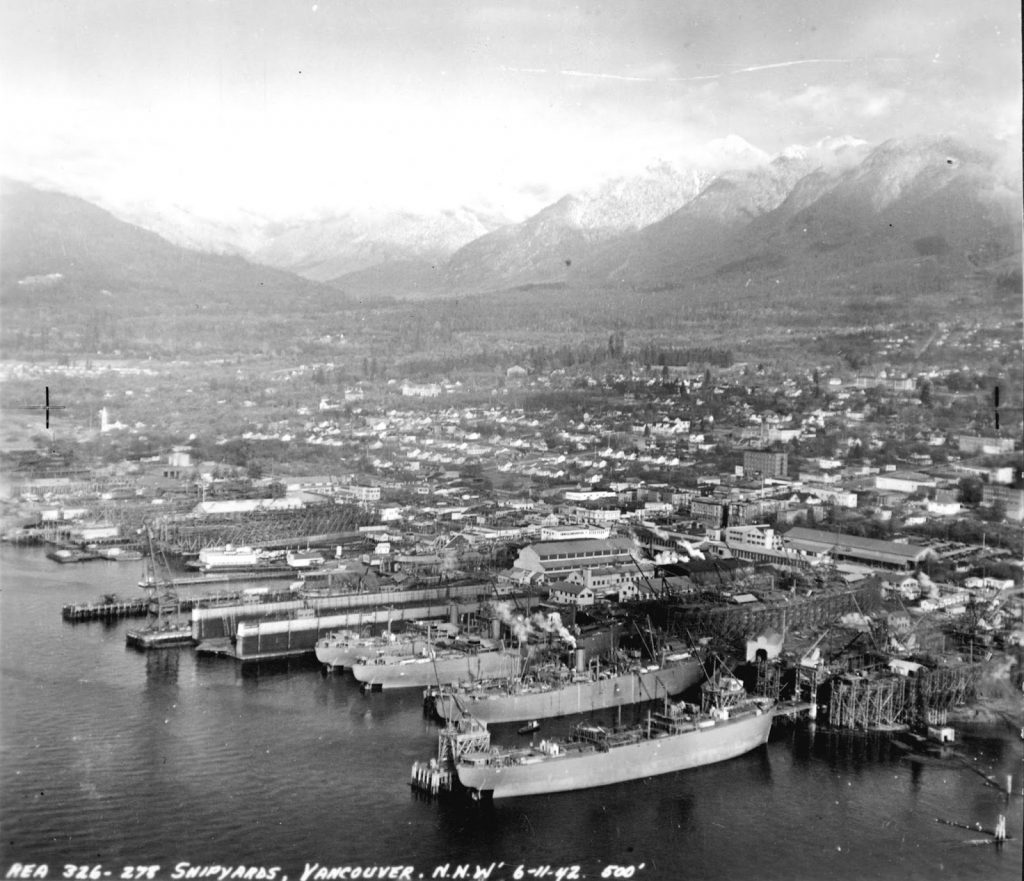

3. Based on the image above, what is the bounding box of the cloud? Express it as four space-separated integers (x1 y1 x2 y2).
2 1 1017 224
784 83 907 124
501 58 852 85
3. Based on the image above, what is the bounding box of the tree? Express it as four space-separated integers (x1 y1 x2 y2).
918 379 933 408
982 499 1007 523
957 477 984 505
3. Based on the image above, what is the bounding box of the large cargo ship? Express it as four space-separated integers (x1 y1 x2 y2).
430 648 704 724
451 677 775 799
350 636 522 689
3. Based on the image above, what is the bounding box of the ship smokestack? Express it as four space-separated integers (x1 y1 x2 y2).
575 648 587 673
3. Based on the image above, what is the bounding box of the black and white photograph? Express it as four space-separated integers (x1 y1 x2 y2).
1 2 1022 880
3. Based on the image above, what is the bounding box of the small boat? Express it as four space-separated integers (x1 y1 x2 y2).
47 548 98 563
126 622 194 649
98 547 144 561
518 720 541 735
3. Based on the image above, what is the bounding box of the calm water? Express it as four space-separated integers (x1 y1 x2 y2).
2 544 1021 881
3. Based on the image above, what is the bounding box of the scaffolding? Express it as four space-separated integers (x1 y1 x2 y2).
667 578 882 646
794 663 824 709
754 659 783 699
828 673 909 730
152 504 372 555
906 664 980 726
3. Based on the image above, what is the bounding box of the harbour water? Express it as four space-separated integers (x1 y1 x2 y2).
1 544 1021 880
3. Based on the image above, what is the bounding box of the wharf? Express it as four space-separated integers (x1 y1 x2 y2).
62 597 149 621
62 588 256 622
772 700 814 718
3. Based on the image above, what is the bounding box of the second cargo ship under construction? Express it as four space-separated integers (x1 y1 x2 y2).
430 647 704 724
315 621 459 671
350 635 521 689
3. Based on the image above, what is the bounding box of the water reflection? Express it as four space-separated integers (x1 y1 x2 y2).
142 646 181 683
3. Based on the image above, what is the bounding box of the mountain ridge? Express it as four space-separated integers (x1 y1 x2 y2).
0 178 347 318
3 134 1020 319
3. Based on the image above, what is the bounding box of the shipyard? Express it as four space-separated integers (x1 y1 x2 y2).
2 366 1021 876
3 389 1021 811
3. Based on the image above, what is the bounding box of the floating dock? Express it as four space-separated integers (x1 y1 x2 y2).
189 580 491 643
198 598 486 661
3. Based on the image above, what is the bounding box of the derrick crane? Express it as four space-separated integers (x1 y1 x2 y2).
138 521 183 631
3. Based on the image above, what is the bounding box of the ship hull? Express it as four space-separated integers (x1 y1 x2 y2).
456 708 773 799
351 650 521 689
435 658 703 724
314 634 426 669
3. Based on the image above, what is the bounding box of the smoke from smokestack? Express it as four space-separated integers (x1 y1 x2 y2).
681 540 705 560
489 601 576 648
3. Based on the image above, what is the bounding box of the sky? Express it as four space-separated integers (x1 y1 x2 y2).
1 0 1020 225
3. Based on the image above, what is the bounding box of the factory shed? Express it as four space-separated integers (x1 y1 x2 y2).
782 527 934 571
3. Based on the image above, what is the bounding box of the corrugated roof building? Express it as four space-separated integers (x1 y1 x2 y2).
513 537 636 579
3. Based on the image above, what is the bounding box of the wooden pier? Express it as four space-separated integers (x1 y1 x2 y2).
62 588 251 622
62 597 150 621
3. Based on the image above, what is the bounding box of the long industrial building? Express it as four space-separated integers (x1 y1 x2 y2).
782 527 934 571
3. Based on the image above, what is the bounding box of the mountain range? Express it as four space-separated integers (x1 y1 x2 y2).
0 179 342 319
2 134 1021 321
